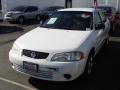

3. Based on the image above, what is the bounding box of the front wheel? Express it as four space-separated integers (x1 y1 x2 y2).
84 53 94 78
18 16 24 24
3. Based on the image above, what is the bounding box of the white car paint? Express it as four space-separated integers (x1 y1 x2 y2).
15 27 93 52
9 8 110 81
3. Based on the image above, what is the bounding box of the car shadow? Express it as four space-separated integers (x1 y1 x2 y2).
0 25 23 34
29 77 91 90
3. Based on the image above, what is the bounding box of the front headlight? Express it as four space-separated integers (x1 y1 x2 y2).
12 44 22 54
51 52 84 62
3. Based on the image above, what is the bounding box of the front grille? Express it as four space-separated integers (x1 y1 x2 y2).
22 49 49 59
13 64 53 79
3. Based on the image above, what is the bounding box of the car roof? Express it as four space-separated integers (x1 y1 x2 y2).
59 8 98 12
17 5 37 8
49 6 64 8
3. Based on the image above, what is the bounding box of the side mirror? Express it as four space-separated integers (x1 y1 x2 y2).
95 23 105 30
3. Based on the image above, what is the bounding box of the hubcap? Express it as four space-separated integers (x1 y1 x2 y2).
19 18 23 23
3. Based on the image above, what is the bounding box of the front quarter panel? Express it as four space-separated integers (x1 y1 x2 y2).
77 30 96 57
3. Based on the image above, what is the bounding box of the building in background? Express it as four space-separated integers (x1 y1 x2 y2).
0 0 120 19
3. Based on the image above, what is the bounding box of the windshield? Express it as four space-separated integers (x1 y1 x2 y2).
41 11 93 31
11 6 26 12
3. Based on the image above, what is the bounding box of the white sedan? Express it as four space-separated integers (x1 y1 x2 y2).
9 8 110 81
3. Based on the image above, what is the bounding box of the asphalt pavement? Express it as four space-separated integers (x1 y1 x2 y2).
0 21 120 90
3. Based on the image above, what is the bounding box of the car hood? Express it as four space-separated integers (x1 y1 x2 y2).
15 27 92 53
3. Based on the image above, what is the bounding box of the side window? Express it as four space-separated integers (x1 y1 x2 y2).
25 7 37 12
32 7 38 11
94 12 102 26
25 7 32 12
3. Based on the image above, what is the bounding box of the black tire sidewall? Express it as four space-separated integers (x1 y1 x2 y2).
18 16 24 24
84 53 94 78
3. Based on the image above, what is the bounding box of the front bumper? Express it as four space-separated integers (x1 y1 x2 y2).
9 50 87 81
4 16 17 21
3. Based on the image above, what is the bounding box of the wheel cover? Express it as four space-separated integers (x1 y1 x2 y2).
19 18 23 23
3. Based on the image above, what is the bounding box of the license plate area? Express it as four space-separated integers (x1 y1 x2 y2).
23 61 38 72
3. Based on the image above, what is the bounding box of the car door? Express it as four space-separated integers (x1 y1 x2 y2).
24 7 36 19
30 7 38 18
94 11 105 51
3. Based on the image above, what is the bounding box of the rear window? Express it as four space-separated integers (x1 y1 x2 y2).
11 6 27 12
97 7 112 14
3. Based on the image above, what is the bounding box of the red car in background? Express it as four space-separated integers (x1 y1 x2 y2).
96 6 116 32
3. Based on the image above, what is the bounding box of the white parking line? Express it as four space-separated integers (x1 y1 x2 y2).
0 77 37 90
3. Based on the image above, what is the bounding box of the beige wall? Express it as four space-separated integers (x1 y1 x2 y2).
1 0 65 14
1 0 120 16
72 0 92 8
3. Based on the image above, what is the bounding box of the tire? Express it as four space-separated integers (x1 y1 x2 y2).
84 52 94 78
18 16 24 24
36 15 41 21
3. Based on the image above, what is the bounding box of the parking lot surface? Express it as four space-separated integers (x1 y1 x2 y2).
0 21 120 90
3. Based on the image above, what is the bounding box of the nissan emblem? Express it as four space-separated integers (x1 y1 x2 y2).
31 52 36 58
